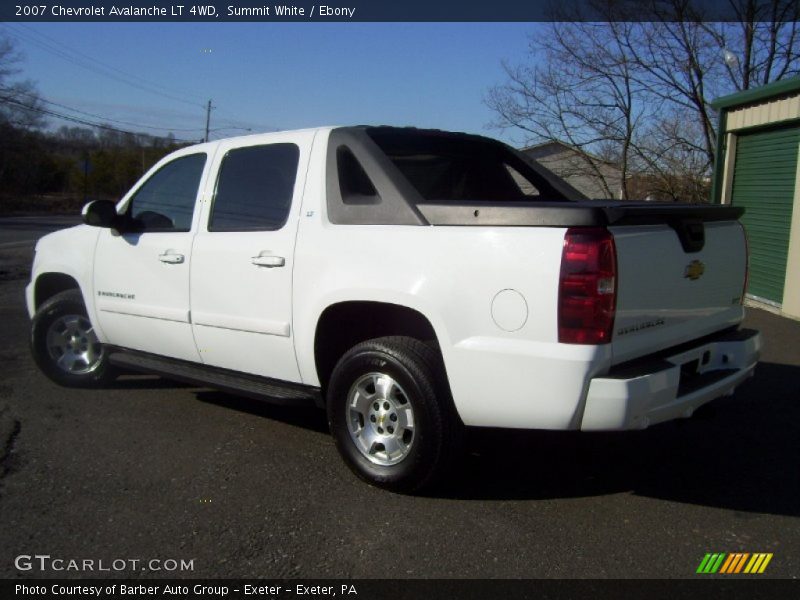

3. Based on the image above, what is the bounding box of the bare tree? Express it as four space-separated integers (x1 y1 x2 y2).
488 19 651 198
487 0 800 202
0 33 44 129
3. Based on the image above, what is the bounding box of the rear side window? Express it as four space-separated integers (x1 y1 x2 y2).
128 153 206 232
365 128 564 202
337 146 380 204
382 149 533 201
209 143 300 232
505 165 540 197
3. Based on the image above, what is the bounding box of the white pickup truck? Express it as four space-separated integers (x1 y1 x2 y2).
27 126 760 492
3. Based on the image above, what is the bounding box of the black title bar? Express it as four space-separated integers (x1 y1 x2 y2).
1 0 792 22
4 579 800 600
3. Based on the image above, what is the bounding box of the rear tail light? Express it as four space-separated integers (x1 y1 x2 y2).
558 228 617 344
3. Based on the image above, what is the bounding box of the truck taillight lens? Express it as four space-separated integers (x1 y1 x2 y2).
558 228 617 344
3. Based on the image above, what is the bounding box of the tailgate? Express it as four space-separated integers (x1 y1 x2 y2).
610 219 747 364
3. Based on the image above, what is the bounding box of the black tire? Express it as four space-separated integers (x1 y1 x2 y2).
30 289 117 388
327 336 463 493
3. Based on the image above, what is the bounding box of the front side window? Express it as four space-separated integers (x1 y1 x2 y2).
209 143 300 232
127 153 207 232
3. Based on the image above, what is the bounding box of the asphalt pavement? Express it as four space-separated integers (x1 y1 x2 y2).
0 215 82 246
0 215 798 579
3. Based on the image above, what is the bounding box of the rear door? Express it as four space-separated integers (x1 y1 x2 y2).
190 132 315 382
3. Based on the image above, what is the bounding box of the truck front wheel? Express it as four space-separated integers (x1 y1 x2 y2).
30 289 116 388
327 336 462 493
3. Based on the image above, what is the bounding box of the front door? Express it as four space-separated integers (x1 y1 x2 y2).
93 151 211 362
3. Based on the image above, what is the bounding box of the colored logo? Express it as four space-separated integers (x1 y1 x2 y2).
696 553 773 574
684 260 706 281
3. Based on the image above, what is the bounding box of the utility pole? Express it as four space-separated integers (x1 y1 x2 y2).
82 151 89 204
204 99 214 142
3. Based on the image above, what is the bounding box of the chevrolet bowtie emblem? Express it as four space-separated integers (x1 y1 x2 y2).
684 260 705 281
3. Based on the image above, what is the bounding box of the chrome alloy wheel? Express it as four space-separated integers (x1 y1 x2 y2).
45 314 104 375
346 372 415 466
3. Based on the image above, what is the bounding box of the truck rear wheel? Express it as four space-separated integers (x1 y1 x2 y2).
327 336 462 493
30 289 116 388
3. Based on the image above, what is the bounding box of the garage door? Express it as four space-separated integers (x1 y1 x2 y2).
731 126 800 304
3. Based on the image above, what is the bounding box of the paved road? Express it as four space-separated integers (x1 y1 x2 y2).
0 217 798 579
0 215 81 284
0 215 81 247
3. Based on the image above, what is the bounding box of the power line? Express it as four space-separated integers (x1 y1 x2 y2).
0 23 206 109
16 23 208 105
4 22 206 107
0 85 205 133
43 97 204 133
0 26 280 137
212 108 280 132
3 84 273 141
0 95 199 143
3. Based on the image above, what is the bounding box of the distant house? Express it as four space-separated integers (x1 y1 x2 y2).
521 141 624 199
625 172 711 203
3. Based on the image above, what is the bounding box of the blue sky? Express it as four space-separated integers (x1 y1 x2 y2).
1 22 543 145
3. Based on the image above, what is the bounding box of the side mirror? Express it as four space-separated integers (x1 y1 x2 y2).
82 200 120 229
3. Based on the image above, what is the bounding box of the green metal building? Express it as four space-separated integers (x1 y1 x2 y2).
712 76 800 320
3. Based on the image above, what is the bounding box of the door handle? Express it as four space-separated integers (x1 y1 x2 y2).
158 252 185 264
251 255 285 268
